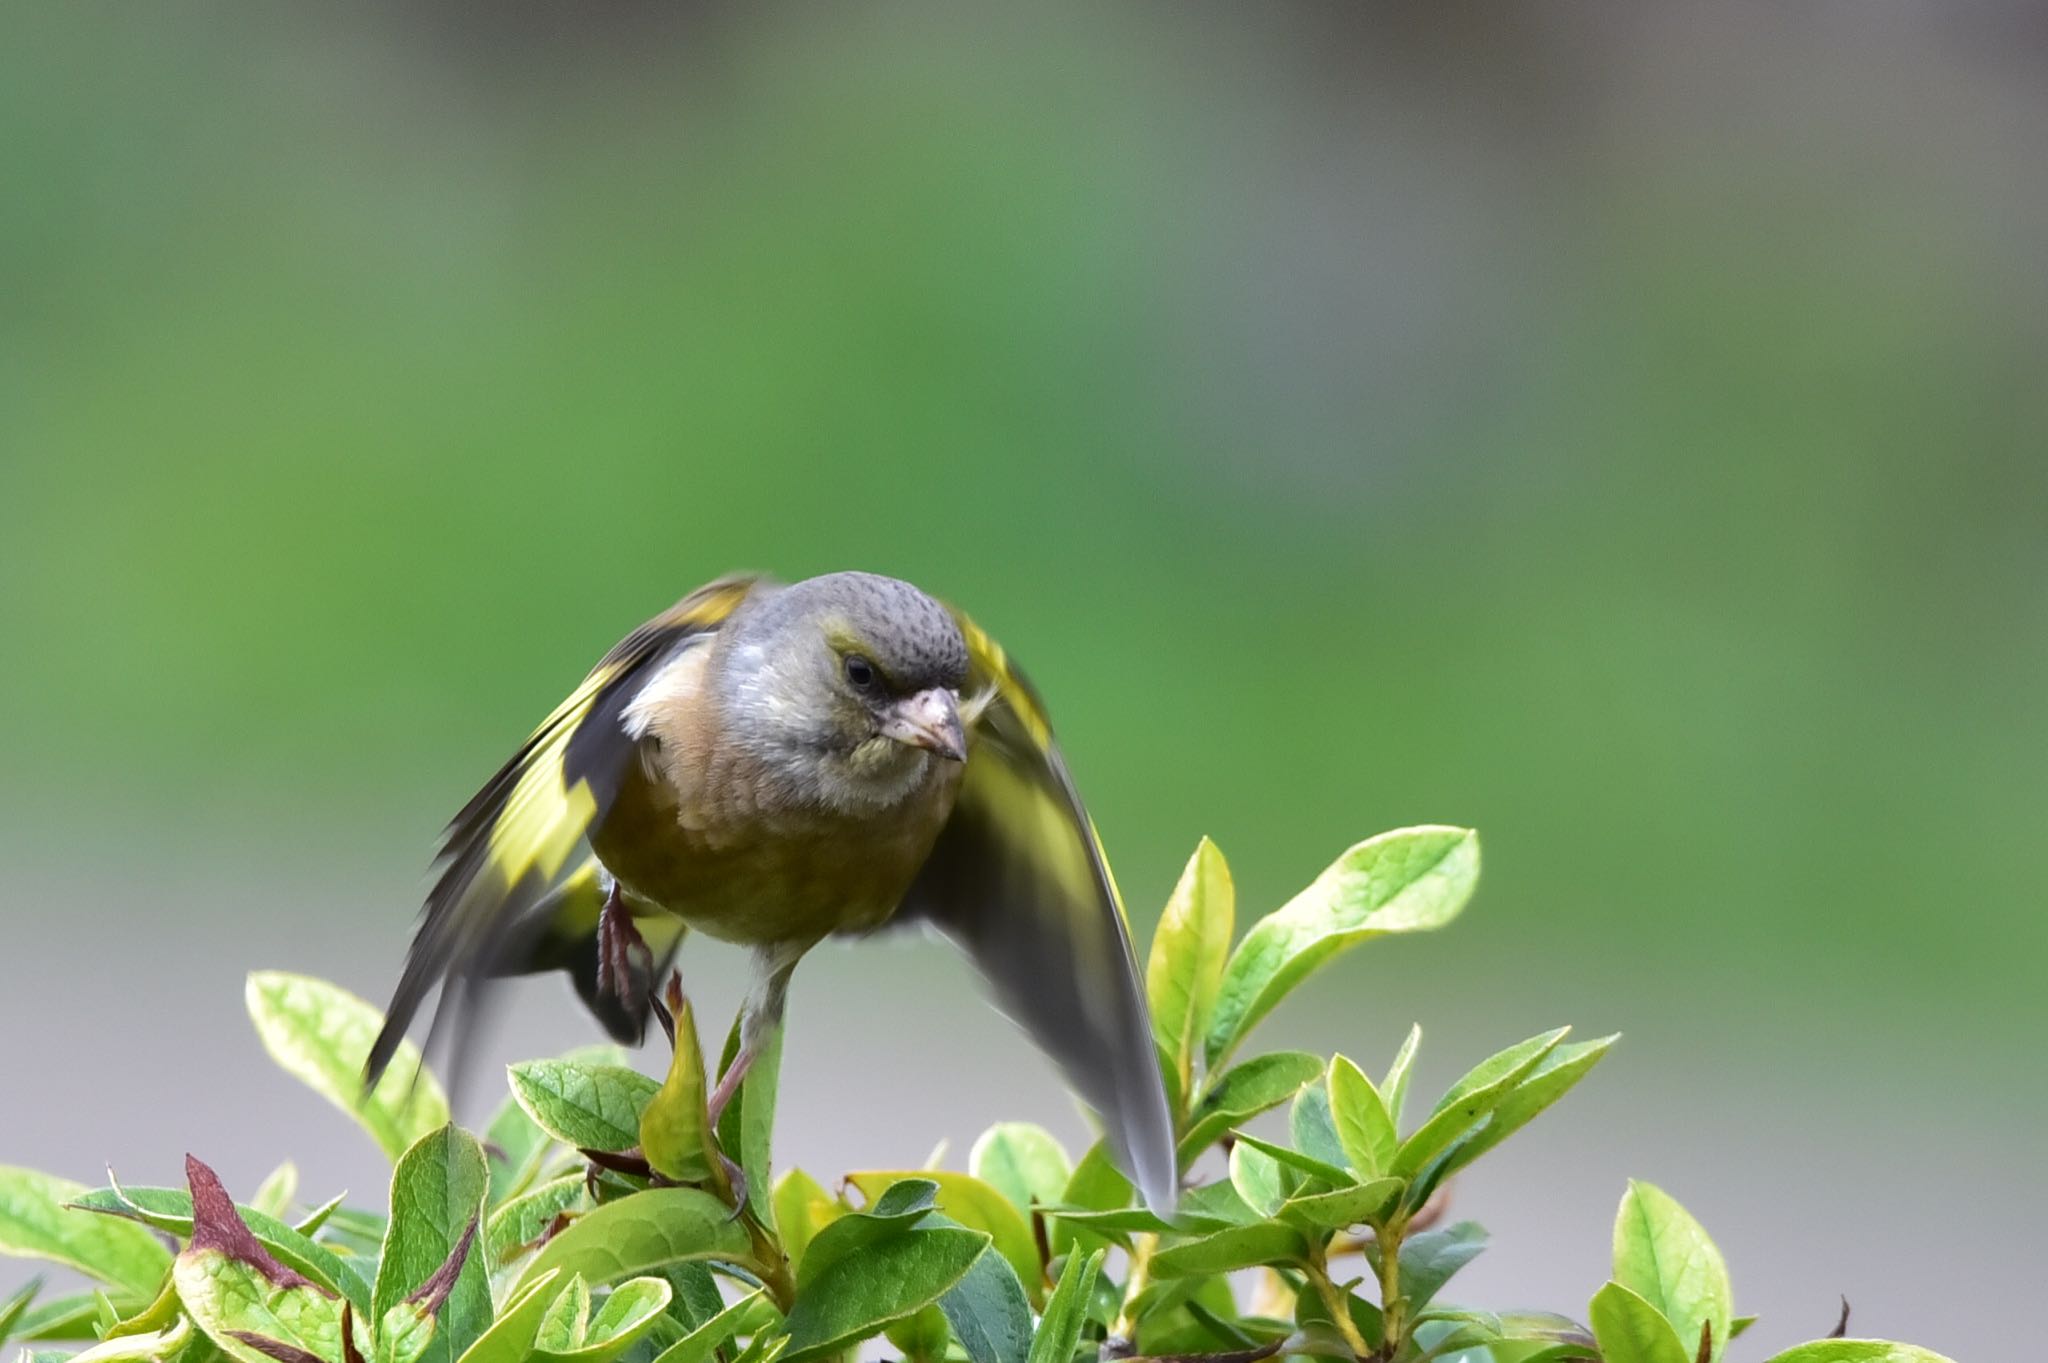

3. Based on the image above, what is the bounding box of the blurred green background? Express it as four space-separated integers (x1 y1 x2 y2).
3 5 2042 1357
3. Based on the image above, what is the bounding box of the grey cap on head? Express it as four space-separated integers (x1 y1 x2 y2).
751 570 968 693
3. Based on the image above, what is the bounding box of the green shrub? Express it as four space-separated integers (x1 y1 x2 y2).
1 826 1950 1363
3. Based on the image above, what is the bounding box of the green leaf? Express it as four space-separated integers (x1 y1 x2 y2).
0 1167 171 1300
1440 1037 1617 1176
487 1175 587 1270
69 1185 369 1310
1204 827 1479 1070
938 1249 1033 1363
0 1276 39 1345
1761 1345 1958 1363
1327 1055 1397 1180
770 1169 838 1273
174 1157 349 1363
508 1060 661 1154
885 1305 951 1363
484 1091 554 1208
451 1269 562 1363
1025 1248 1102 1363
1047 1143 1131 1261
641 997 716 1186
1589 1282 1690 1363
513 1188 755 1295
846 1172 1039 1300
1391 1029 1567 1179
246 972 449 1164
1612 1181 1732 1363
11 1293 101 1343
716 1013 783 1230
1368 1221 1485 1314
1147 837 1235 1098
1381 1025 1423 1129
1150 1223 1310 1277
1290 1082 1352 1173
1178 1052 1326 1165
1228 1132 1352 1188
647 1288 765 1363
1226 1143 1286 1219
969 1124 1072 1216
782 1224 990 1361
371 1127 488 1363
534 1276 673 1363
1276 1178 1402 1233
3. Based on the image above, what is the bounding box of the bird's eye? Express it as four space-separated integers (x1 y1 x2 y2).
843 654 877 690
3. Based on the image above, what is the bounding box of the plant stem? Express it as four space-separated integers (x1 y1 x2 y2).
1375 1221 1406 1361
1113 1232 1158 1343
1304 1251 1372 1361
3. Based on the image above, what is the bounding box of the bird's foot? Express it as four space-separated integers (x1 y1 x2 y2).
705 1045 756 1128
718 1152 748 1220
596 884 653 1016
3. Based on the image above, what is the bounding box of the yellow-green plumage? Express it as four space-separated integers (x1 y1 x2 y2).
367 570 1174 1210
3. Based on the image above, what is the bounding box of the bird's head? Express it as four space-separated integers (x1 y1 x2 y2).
720 572 971 807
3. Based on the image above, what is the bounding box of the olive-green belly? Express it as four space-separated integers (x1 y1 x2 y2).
589 762 957 946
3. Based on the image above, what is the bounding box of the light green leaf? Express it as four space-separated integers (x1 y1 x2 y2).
1204 827 1479 1070
1762 1344 1958 1363
1276 1178 1402 1233
1177 1052 1326 1165
1327 1055 1396 1180
68 1185 369 1310
1227 1143 1286 1219
508 1060 660 1154
1391 1029 1567 1179
175 1249 347 1363
647 1288 765 1363
1589 1281 1690 1363
846 1172 1038 1300
1612 1181 1732 1363
939 1249 1033 1363
641 998 716 1186
251 1164 298 1222
0 1276 40 1344
770 1169 838 1274
11 1292 102 1342
969 1124 1071 1216
1228 1132 1352 1189
1381 1025 1423 1129
716 1014 783 1230
885 1304 951 1363
372 1126 489 1363
1025 1248 1102 1363
1150 1223 1309 1277
61 1313 198 1363
487 1175 587 1271
535 1276 673 1363
377 1299 441 1363
1147 837 1235 1098
782 1224 989 1361
534 1276 592 1354
246 972 448 1164
451 1269 562 1363
0 1168 170 1300
514 1188 756 1295
1441 1036 1617 1176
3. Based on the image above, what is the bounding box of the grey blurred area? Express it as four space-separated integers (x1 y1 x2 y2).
5 3 2046 1360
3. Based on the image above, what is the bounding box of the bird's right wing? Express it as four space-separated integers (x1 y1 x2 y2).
366 574 761 1086
902 611 1177 1212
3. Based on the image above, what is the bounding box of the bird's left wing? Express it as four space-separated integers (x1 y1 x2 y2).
366 574 761 1086
902 611 1177 1212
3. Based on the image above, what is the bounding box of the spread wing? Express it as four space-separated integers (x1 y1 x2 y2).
365 574 761 1086
904 612 1177 1212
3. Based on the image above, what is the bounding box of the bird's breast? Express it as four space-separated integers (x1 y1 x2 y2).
589 731 962 946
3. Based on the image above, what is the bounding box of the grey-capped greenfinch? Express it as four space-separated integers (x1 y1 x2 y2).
367 570 1175 1210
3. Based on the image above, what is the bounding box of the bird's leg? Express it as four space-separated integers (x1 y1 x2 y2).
595 880 653 1016
706 939 811 1126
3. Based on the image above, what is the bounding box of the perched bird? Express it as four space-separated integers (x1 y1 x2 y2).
366 571 1175 1210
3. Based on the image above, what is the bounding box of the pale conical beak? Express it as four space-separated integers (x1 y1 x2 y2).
880 687 967 762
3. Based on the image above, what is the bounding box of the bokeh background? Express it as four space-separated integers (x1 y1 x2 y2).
5 4 2043 1357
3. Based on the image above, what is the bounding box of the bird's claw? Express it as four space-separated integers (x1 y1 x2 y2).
596 885 653 1015
719 1152 748 1220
